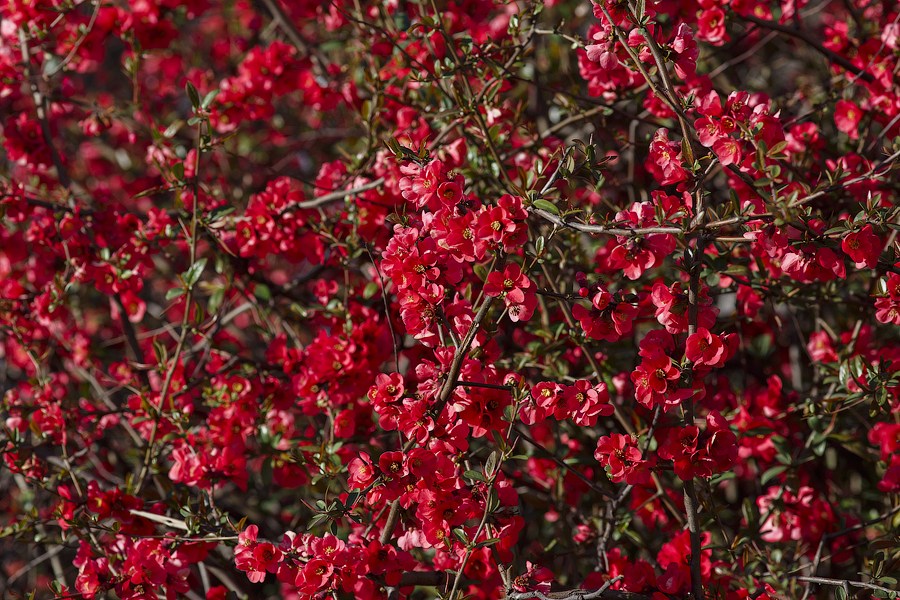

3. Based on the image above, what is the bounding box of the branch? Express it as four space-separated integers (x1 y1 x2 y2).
378 294 497 545
18 28 71 190
736 13 875 83
527 206 682 236
505 577 649 600
682 233 707 600
796 576 898 596
279 178 386 214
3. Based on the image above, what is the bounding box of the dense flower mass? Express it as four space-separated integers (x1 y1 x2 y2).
2 1 900 600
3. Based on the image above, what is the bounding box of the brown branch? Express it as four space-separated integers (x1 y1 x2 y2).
278 178 386 214
527 207 683 236
513 426 614 500
18 28 71 190
378 294 497 545
736 13 875 83
796 576 897 596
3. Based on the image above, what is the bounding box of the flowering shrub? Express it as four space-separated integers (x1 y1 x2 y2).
2 0 900 600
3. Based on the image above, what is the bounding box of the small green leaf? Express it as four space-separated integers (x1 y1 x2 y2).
207 205 236 221
163 120 183 138
183 258 208 288
485 451 498 478
307 514 328 530
463 470 487 482
254 283 271 302
452 528 470 546
363 282 379 299
487 487 500 512
166 287 185 300
767 140 789 155
533 199 559 215
762 465 788 485
186 81 201 109
173 162 185 181
201 89 220 109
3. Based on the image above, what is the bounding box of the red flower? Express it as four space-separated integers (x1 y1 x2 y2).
841 225 881 268
834 100 862 140
594 433 653 484
348 452 376 489
685 328 738 368
484 263 537 322
297 558 334 593
647 128 688 186
651 281 719 333
712 137 741 166
697 8 728 45
806 331 838 363
632 352 692 412
562 380 614 426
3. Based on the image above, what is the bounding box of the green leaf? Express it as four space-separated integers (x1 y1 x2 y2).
172 162 185 181
723 264 749 276
839 361 851 387
487 487 500 512
767 140 789 155
207 287 224 315
163 120 183 138
201 89 220 109
463 470 487 482
166 287 185 300
186 81 201 109
534 235 545 256
485 451 498 478
363 282 379 299
207 205 236 221
183 258 207 288
452 527 470 546
475 537 501 548
533 199 559 215
133 186 166 199
254 283 271 302
760 465 788 485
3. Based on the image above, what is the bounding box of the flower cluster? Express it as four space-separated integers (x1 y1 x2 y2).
484 263 537 322
656 411 737 480
523 379 613 426
594 433 654 485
